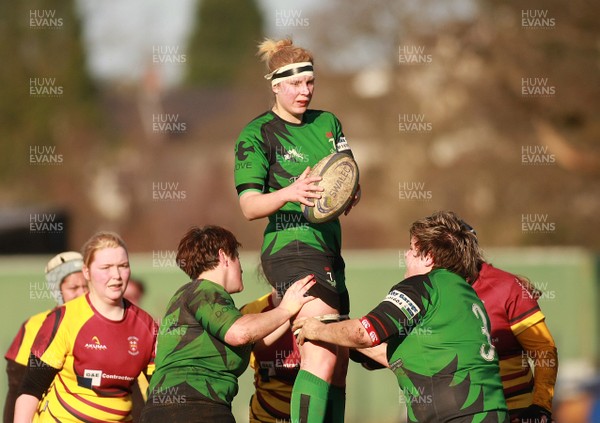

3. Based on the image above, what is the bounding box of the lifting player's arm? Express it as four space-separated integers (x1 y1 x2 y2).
294 278 428 357
240 291 295 351
238 167 323 220
293 318 374 348
225 276 316 346
254 319 293 351
353 343 389 368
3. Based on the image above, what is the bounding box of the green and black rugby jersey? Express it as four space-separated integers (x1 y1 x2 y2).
360 269 508 423
234 110 353 257
147 279 251 407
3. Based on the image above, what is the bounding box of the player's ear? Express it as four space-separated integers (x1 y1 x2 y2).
218 249 229 267
422 253 434 268
82 265 90 281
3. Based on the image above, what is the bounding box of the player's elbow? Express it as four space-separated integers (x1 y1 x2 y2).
240 209 259 221
239 194 262 221
347 323 374 348
224 326 254 347
535 345 559 369
353 334 375 349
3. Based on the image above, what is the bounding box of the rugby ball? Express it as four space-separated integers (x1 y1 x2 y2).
302 153 359 224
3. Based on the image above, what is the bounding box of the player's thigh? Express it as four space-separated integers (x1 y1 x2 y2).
296 297 338 319
298 337 349 384
296 299 348 380
331 346 349 385
298 339 337 381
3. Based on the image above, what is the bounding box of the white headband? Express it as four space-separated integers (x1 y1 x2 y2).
264 62 314 86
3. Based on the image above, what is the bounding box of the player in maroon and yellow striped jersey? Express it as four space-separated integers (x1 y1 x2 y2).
14 232 157 423
4 251 87 423
241 289 301 423
465 220 558 423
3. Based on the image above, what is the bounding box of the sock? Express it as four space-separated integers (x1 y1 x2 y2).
326 384 346 423
291 370 330 423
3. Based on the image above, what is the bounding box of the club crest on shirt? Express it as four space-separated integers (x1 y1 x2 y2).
128 336 140 356
383 290 421 319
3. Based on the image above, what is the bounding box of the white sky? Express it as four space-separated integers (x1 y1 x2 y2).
76 0 324 87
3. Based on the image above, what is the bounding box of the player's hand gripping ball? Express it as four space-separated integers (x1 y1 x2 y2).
301 153 359 224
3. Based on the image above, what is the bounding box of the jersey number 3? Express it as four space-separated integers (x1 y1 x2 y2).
472 303 496 362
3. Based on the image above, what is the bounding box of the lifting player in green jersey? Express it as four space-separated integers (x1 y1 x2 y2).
141 226 316 423
294 211 509 423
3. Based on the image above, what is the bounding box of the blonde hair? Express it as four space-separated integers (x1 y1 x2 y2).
257 38 313 73
81 231 128 268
